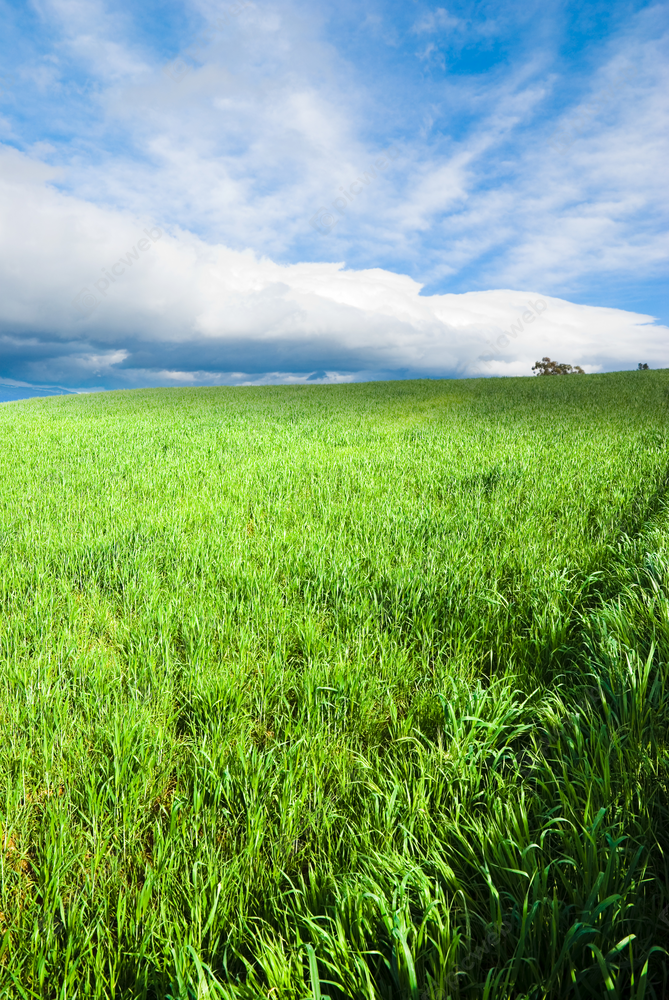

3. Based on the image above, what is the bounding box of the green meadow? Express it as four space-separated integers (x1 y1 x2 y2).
1 371 669 999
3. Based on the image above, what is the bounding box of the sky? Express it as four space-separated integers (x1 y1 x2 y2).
0 0 667 398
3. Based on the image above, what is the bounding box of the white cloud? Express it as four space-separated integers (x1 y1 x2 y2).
17 0 666 305
412 9 463 35
33 0 148 80
0 143 665 390
2 0 667 396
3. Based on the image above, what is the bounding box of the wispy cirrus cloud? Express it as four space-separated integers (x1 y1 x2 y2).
411 7 466 35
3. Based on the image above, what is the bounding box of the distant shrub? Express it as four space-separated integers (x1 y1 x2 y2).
532 356 585 375
638 362 650 370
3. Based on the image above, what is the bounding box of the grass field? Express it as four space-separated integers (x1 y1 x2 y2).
1 371 669 999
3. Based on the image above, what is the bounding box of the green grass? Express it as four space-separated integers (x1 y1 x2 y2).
1 371 669 998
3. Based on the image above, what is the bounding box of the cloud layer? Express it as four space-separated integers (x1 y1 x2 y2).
1 144 665 390
0 0 667 392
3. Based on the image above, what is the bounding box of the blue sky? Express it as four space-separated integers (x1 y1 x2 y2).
0 0 667 396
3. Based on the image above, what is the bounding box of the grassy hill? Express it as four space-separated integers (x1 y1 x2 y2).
1 372 669 998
